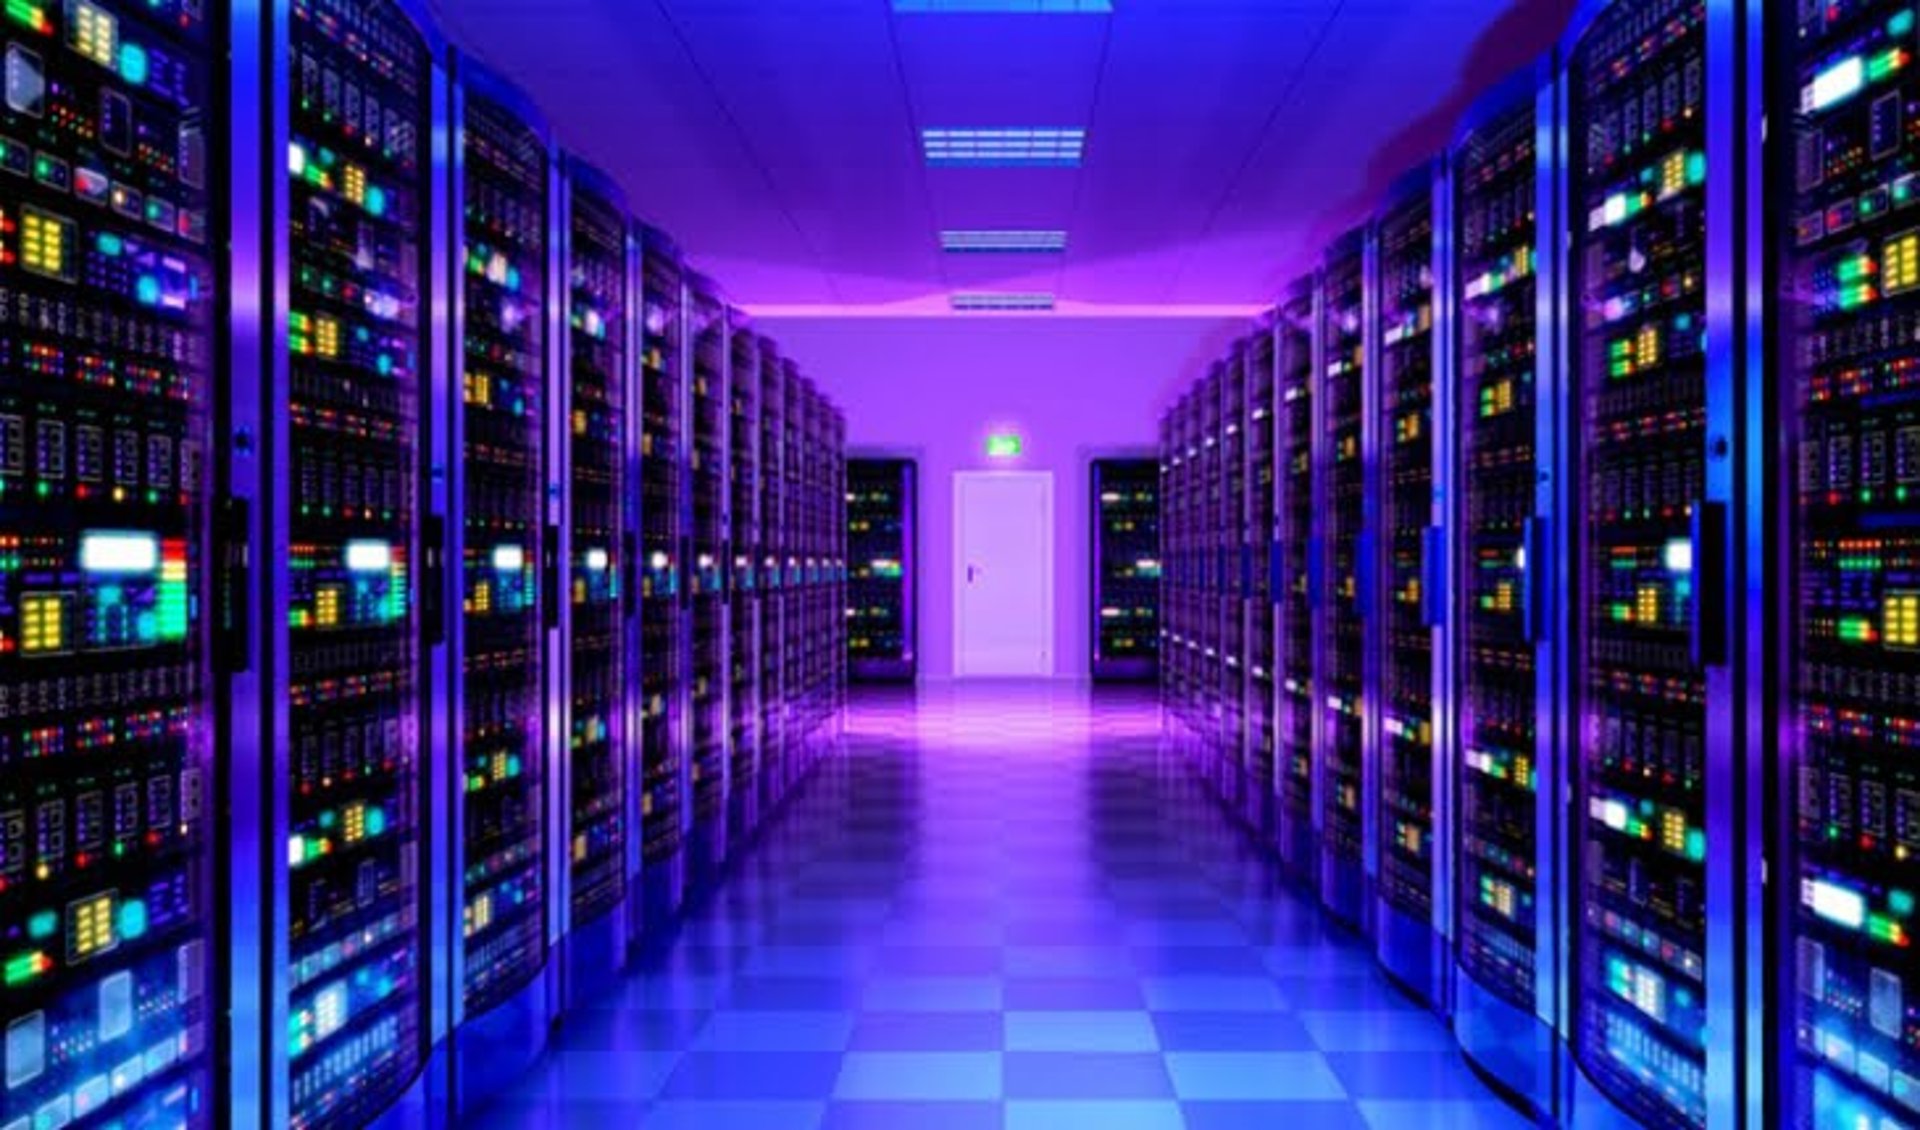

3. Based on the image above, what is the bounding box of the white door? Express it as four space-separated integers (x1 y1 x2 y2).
955 471 1054 677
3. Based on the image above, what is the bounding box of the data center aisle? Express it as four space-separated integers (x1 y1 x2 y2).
473 683 1526 1130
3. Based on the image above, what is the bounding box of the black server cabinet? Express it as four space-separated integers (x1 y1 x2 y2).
829 408 847 727
1218 349 1249 821
727 325 762 841
1197 364 1227 793
1562 1 1752 1126
1372 165 1446 1008
757 338 785 816
1317 227 1372 932
558 157 633 997
0 1 223 1129
1276 277 1319 884
1449 60 1558 1120
636 230 686 926
1157 417 1177 711
261 2 445 1127
686 281 728 874
779 361 804 792
1245 328 1277 835
797 377 825 768
1162 401 1184 729
446 55 551 1045
1090 458 1158 682
1771 3 1920 1128
848 458 918 682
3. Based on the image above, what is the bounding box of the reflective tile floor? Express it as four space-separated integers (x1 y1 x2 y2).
474 682 1529 1129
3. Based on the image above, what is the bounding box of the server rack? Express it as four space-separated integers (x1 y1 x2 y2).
1161 400 1183 731
780 362 805 793
236 2 452 1127
1769 4 1915 1129
556 156 635 1005
1158 417 1179 719
1560 1 1752 1126
756 338 786 819
1197 364 1225 794
685 280 729 876
1317 226 1373 932
2 3 224 1130
830 408 848 734
799 377 827 773
1219 349 1249 821
444 53 555 1113
726 324 763 843
1090 458 1159 682
636 228 687 929
1244 329 1278 835
848 458 918 681
1276 277 1319 885
1448 58 1560 1120
1371 163 1449 1008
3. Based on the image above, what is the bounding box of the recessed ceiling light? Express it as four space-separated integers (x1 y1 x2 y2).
940 230 1068 253
923 128 1085 168
895 0 1110 10
951 292 1056 311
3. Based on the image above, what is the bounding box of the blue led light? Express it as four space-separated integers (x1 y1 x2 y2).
894 0 1111 10
118 42 148 85
923 128 1086 168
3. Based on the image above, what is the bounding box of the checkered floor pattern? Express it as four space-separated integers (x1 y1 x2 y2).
472 682 1529 1129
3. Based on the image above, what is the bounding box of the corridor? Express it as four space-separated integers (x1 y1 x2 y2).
471 684 1528 1130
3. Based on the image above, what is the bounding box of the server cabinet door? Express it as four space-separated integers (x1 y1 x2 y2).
1561 1 1751 1126
271 2 446 1127
1276 280 1318 885
1773 2 1920 1128
1316 233 1372 932
1449 60 1559 1122
2 3 224 1129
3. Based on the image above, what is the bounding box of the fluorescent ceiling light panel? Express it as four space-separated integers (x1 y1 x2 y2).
923 128 1085 168
951 292 1055 311
895 0 1110 9
941 230 1068 253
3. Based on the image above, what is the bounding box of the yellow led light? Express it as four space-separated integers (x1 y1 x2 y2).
1662 809 1686 853
20 593 65 653
315 316 340 359
1661 151 1686 198
1636 584 1660 624
69 891 116 961
1886 231 1920 295
315 586 340 628
1887 591 1920 649
343 164 367 206
1637 323 1661 368
69 1 116 68
21 207 74 282
343 803 365 844
465 371 490 406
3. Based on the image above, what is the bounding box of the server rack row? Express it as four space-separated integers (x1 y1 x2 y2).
1162 4 1915 1129
0 4 847 1129
847 458 917 682
1090 457 1159 682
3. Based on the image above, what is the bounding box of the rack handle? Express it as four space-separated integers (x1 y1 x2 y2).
542 524 561 631
1421 525 1446 628
1522 516 1549 644
1690 500 1728 669
423 513 446 647
216 496 252 673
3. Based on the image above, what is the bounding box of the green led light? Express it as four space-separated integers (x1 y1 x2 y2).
987 433 1023 459
4 952 46 986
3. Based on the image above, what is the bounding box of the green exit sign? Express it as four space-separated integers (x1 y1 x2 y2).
986 433 1023 459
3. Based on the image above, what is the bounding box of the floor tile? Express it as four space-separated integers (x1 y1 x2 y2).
831 1051 1004 1100
1003 1010 1159 1053
1001 1052 1174 1098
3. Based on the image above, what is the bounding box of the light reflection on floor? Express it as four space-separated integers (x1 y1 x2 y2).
472 681 1529 1129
